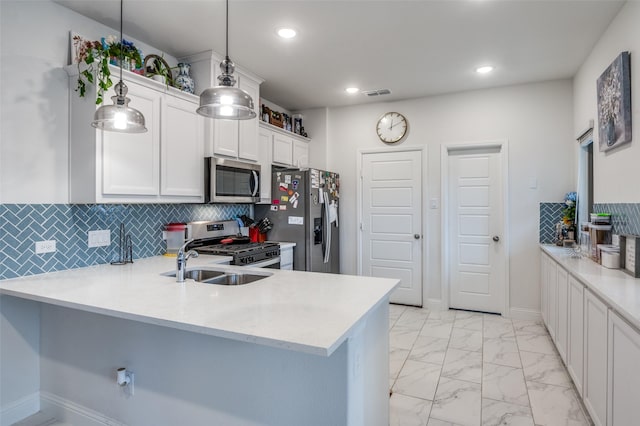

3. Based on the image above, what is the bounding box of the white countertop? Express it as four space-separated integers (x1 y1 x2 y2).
541 245 640 330
0 255 398 356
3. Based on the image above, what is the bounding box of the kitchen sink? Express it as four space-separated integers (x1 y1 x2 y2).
201 273 266 286
162 268 271 286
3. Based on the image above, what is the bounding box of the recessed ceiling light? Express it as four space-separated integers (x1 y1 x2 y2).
475 65 494 74
277 28 297 39
345 87 360 94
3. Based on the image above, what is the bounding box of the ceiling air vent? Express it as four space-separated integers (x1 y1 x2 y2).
362 89 392 97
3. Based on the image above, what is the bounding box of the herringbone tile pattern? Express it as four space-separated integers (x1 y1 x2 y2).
593 203 640 235
539 203 564 244
0 204 250 280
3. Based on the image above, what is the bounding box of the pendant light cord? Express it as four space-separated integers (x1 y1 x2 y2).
225 0 229 61
119 0 124 88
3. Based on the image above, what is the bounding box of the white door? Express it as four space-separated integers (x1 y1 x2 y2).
447 147 505 314
361 150 423 306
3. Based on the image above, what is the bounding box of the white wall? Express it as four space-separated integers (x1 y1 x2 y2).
297 107 328 170
573 1 640 203
38 303 384 425
0 0 177 204
327 80 574 311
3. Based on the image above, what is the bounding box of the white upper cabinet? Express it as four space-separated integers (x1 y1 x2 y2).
292 140 309 168
237 73 260 162
258 127 273 203
161 96 204 197
101 83 160 197
184 51 263 163
272 132 294 166
264 123 311 168
67 65 204 203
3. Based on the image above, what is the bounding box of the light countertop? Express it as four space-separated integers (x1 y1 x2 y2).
541 245 640 330
0 255 398 356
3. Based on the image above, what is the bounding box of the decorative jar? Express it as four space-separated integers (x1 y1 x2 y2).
175 63 195 94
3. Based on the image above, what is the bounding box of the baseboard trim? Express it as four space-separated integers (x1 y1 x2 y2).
509 307 542 321
40 391 124 426
426 298 444 311
1 391 40 425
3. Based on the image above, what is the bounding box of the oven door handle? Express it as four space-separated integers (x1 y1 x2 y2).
246 256 280 268
250 170 259 197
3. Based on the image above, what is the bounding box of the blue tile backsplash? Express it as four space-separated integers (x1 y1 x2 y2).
593 203 640 236
539 202 564 244
540 202 640 243
0 204 251 280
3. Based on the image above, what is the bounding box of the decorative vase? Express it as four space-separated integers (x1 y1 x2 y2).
605 118 616 146
175 63 195 94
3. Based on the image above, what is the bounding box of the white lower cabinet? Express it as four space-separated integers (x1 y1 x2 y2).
584 289 608 426
607 310 640 426
541 253 549 326
567 275 584 396
547 257 558 341
556 266 569 362
280 245 294 270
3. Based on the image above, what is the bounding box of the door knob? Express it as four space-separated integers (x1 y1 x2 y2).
414 234 421 239
493 236 500 242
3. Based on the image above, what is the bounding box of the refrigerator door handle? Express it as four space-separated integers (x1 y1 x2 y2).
250 170 259 197
323 191 331 264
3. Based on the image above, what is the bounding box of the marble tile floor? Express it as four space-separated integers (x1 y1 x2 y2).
389 304 593 426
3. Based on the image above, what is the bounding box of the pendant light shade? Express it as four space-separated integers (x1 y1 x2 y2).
92 82 147 132
91 0 147 133
197 0 256 120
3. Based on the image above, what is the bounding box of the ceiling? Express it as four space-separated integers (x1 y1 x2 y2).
54 0 624 111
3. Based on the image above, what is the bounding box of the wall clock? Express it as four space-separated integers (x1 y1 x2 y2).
376 112 408 143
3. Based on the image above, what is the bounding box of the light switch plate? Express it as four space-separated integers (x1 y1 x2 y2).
430 198 439 209
88 230 111 248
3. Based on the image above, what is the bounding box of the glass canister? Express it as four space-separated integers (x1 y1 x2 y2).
165 223 187 256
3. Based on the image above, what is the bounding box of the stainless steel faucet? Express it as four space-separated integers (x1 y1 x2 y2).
176 239 199 283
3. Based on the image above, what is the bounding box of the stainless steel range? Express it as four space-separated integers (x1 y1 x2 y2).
188 220 281 268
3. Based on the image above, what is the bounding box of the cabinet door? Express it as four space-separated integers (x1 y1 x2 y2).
238 74 259 162
101 83 160 196
608 311 640 426
272 134 293 166
584 289 608 426
213 119 239 158
547 257 558 341
556 266 569 362
160 96 204 198
292 140 309 168
280 247 294 270
258 128 272 203
541 253 548 326
567 275 584 396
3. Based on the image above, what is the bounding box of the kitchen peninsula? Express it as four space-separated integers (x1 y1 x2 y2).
0 256 398 425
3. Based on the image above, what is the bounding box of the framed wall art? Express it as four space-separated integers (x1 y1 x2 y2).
597 51 632 152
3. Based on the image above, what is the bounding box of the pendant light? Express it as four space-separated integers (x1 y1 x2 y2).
91 0 147 133
197 0 256 120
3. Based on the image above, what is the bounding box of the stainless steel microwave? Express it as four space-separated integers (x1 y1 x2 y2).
205 157 260 203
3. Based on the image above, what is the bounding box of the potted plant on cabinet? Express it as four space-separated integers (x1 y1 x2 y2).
73 35 143 104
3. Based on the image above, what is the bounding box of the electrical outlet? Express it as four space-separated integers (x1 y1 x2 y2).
35 240 56 254
88 230 111 248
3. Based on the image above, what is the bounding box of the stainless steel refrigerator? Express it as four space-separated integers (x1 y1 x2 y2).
256 169 340 273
